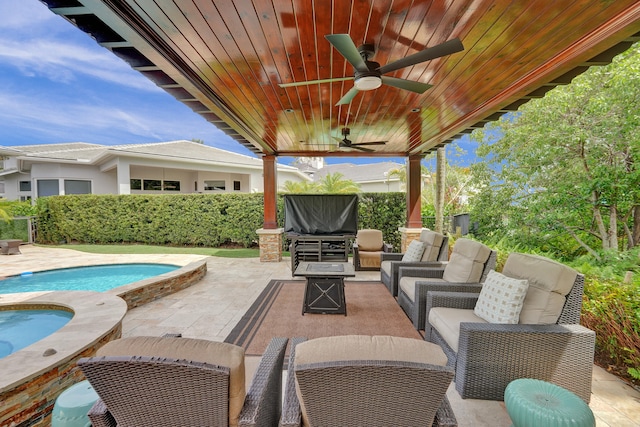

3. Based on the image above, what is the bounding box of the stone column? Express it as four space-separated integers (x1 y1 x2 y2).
398 227 425 252
256 228 284 262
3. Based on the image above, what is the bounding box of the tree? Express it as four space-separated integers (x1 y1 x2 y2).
470 42 640 257
280 172 360 194
316 172 360 193
281 180 319 193
0 199 11 222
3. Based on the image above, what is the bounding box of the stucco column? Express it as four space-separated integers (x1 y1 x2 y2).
116 159 131 195
258 155 281 262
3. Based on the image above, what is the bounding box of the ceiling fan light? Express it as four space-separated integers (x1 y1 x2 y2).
354 76 382 91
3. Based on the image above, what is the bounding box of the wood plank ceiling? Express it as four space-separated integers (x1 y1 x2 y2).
44 0 640 158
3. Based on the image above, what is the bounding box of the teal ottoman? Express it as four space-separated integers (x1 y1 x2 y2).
505 379 595 427
51 380 99 427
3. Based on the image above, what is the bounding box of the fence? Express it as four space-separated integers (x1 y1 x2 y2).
422 213 471 235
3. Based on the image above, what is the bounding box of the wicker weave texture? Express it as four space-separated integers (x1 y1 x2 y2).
424 272 596 403
80 337 288 427
80 356 230 426
280 337 457 427
380 236 449 297
397 250 495 330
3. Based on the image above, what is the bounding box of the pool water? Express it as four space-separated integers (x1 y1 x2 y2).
0 309 73 358
0 263 179 294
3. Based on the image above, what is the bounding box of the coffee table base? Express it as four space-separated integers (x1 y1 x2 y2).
302 277 347 315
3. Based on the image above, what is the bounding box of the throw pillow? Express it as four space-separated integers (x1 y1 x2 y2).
401 240 426 262
474 270 529 324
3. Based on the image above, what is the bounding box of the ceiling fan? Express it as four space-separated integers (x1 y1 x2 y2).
279 34 464 105
334 128 386 152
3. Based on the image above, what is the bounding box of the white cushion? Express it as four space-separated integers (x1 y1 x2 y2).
501 253 578 324
429 307 487 352
401 240 426 262
419 230 446 261
474 270 529 324
399 276 447 302
356 229 383 251
442 239 492 283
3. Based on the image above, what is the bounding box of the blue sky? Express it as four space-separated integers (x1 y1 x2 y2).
0 0 476 167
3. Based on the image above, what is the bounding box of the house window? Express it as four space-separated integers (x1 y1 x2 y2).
37 179 60 197
130 179 142 190
19 181 31 192
204 180 225 191
234 180 241 191
163 180 180 191
64 180 91 195
20 196 32 202
143 179 162 190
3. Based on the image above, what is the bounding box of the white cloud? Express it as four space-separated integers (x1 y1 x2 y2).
0 0 55 30
0 38 160 92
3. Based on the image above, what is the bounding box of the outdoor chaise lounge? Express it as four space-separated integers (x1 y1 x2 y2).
380 229 449 297
397 238 496 329
280 335 457 427
425 252 596 402
352 229 393 271
77 335 288 427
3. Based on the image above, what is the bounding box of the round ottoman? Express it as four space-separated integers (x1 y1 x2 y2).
505 379 595 427
51 380 99 427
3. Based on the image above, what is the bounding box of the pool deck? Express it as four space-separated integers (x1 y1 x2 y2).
1 245 639 426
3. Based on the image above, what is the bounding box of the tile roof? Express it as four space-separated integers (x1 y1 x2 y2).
313 161 404 183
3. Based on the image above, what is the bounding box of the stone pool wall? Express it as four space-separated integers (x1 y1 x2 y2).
0 259 208 426
110 259 208 309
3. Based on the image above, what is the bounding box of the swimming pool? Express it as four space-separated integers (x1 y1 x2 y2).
0 309 73 358
0 263 179 294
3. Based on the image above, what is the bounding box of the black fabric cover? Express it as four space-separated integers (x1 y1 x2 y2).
284 194 358 235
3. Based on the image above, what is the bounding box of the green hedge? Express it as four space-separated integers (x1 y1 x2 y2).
36 193 407 249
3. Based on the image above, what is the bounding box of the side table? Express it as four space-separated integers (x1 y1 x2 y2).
293 261 355 315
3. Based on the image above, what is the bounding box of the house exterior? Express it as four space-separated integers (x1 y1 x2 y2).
0 141 309 201
305 159 405 192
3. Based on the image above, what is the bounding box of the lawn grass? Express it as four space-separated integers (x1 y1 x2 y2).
43 244 262 258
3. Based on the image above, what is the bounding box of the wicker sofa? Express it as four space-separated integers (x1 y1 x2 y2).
397 238 496 329
425 253 595 402
380 229 449 297
280 336 457 427
78 336 288 427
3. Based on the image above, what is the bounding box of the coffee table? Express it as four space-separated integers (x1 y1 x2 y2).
293 261 355 315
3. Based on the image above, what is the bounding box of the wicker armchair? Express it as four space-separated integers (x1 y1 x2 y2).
280 336 457 427
380 229 449 297
78 336 288 427
397 238 496 329
352 229 393 271
425 253 595 402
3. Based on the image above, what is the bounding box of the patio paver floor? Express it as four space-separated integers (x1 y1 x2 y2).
1 245 638 426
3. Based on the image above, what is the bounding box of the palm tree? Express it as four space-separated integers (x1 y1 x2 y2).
281 180 319 193
316 173 360 193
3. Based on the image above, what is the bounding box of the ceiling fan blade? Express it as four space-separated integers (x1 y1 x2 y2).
378 38 464 75
279 76 352 88
325 34 368 73
352 141 387 146
336 86 360 105
350 145 375 152
381 76 432 93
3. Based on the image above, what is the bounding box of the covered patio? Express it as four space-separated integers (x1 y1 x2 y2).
41 0 640 258
1 245 639 426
